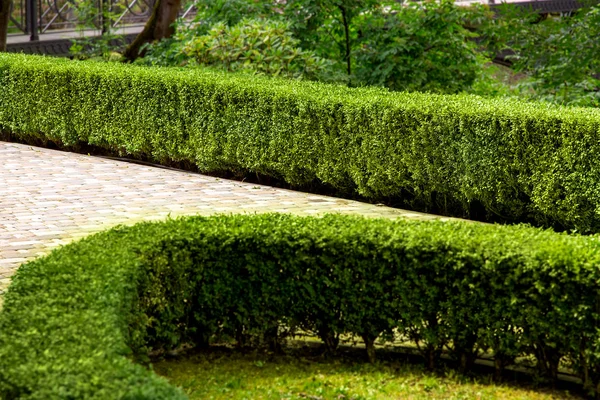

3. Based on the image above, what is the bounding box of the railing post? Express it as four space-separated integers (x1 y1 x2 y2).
27 0 38 41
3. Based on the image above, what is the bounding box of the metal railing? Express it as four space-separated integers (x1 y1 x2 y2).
8 0 159 41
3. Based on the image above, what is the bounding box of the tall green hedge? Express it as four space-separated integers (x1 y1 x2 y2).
1 54 600 231
2 214 600 398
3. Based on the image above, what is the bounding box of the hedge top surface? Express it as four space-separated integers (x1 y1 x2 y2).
2 53 599 122
2 214 600 398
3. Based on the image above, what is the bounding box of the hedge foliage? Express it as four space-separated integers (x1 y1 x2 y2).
2 214 600 398
1 54 600 231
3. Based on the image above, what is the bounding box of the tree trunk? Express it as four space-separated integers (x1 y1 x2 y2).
426 346 441 371
337 5 351 76
361 333 377 364
535 344 560 386
318 327 339 355
453 334 477 375
264 325 283 354
580 338 593 395
122 0 181 61
0 0 10 52
494 357 505 382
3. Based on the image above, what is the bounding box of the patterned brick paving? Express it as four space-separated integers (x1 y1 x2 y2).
0 141 450 298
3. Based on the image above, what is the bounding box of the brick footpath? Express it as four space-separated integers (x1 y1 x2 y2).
0 141 450 299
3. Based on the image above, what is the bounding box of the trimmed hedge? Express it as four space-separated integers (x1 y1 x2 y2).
1 54 600 231
2 214 600 398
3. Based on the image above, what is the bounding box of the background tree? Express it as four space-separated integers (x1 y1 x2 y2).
191 0 276 34
353 0 482 93
507 6 600 106
281 0 379 76
123 0 182 61
0 0 10 52
135 0 490 93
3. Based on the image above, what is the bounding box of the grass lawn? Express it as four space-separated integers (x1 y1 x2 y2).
153 347 581 400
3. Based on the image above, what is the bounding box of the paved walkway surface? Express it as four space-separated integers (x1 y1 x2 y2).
0 141 450 298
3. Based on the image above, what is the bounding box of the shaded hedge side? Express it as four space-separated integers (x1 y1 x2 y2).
2 214 600 398
1 54 600 231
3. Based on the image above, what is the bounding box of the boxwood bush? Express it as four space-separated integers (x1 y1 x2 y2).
1 54 600 231
2 214 600 398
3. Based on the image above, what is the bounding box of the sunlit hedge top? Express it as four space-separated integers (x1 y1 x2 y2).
1 54 600 231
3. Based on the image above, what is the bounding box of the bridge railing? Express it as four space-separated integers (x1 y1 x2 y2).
8 0 197 41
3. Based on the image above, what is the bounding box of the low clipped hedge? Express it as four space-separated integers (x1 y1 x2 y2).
2 214 600 398
2 54 600 231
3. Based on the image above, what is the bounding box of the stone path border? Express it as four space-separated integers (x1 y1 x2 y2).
0 141 454 298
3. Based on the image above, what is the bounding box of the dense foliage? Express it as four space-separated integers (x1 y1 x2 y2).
177 18 334 80
139 0 484 93
1 53 600 231
62 0 600 106
2 214 600 398
465 3 600 107
352 1 480 93
131 0 600 105
504 6 600 107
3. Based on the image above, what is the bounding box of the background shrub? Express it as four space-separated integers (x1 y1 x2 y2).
352 0 481 93
177 18 336 81
475 3 600 107
140 0 485 91
2 214 600 398
1 54 600 231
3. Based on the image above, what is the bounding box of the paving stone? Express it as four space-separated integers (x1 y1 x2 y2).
0 141 457 296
